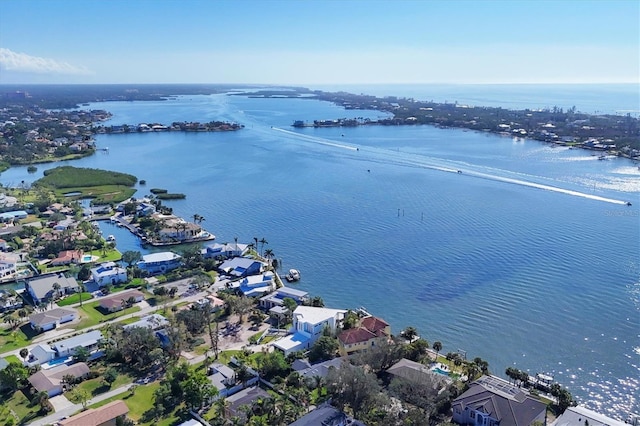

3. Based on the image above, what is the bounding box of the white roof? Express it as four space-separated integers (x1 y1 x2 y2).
293 306 346 325
52 330 103 352
552 406 627 426
142 252 181 262
272 332 311 352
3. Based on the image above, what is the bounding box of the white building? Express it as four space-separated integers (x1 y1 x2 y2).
91 262 128 286
272 306 346 356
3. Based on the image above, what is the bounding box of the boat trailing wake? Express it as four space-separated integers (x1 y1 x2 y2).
270 127 633 206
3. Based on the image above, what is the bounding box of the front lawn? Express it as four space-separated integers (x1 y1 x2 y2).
75 301 141 329
0 323 37 353
57 292 94 306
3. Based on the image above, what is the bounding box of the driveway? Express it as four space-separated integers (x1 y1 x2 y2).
49 394 74 412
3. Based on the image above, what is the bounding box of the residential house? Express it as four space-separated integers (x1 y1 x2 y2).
26 273 80 304
295 357 345 380
158 220 202 243
99 289 144 312
59 400 129 426
136 202 156 217
201 242 248 260
259 287 309 310
137 252 182 275
0 210 28 221
338 316 391 354
0 289 23 311
225 386 271 420
386 358 452 386
552 406 628 426
29 307 77 331
25 343 57 367
27 362 90 397
272 306 346 356
290 404 367 426
193 295 225 313
218 257 265 278
0 257 17 279
51 329 103 358
91 262 128 286
207 363 236 395
50 249 83 266
52 218 75 231
233 271 275 297
452 375 547 426
123 313 168 331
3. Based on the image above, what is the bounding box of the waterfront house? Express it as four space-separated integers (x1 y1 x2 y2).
51 329 103 358
25 343 57 367
219 257 266 278
29 307 77 331
137 252 182 275
158 220 202 242
233 271 275 297
259 286 309 310
386 358 452 386
91 262 128 286
50 249 83 266
26 273 80 304
452 375 546 426
338 315 391 354
136 202 156 217
28 362 90 397
59 400 130 426
552 406 628 426
99 289 144 312
272 306 346 356
202 242 249 260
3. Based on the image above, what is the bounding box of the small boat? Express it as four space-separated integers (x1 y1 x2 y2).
106 235 116 242
285 269 301 282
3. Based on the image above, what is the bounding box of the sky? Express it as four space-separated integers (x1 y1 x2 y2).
0 0 638 85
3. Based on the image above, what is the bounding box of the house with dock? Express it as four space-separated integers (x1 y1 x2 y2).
219 257 266 278
202 242 249 260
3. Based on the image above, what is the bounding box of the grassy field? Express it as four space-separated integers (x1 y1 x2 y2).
33 166 138 204
69 370 133 398
75 301 141 329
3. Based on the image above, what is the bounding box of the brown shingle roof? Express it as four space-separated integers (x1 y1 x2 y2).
28 362 90 393
99 289 144 310
59 400 129 426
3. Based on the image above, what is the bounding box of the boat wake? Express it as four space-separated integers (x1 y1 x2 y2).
271 127 633 206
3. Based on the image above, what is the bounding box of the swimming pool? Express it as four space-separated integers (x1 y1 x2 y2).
431 367 451 376
81 255 94 262
41 356 71 370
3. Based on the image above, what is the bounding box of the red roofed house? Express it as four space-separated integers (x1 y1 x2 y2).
59 399 129 426
338 315 391 354
50 250 83 266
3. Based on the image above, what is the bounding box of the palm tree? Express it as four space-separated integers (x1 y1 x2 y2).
264 248 274 267
402 326 418 343
259 238 268 256
433 341 442 360
52 282 61 299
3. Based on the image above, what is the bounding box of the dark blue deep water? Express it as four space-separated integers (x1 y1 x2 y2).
2 85 638 417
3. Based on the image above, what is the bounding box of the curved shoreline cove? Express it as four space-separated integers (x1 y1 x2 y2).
1 88 639 418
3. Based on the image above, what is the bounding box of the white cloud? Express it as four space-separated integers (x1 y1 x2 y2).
0 48 92 75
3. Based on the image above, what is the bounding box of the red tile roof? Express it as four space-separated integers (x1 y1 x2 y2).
338 327 377 345
361 316 389 335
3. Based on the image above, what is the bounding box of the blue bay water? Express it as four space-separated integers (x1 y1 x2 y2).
1 87 638 418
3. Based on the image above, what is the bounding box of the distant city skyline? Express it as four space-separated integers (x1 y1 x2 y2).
0 0 638 85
